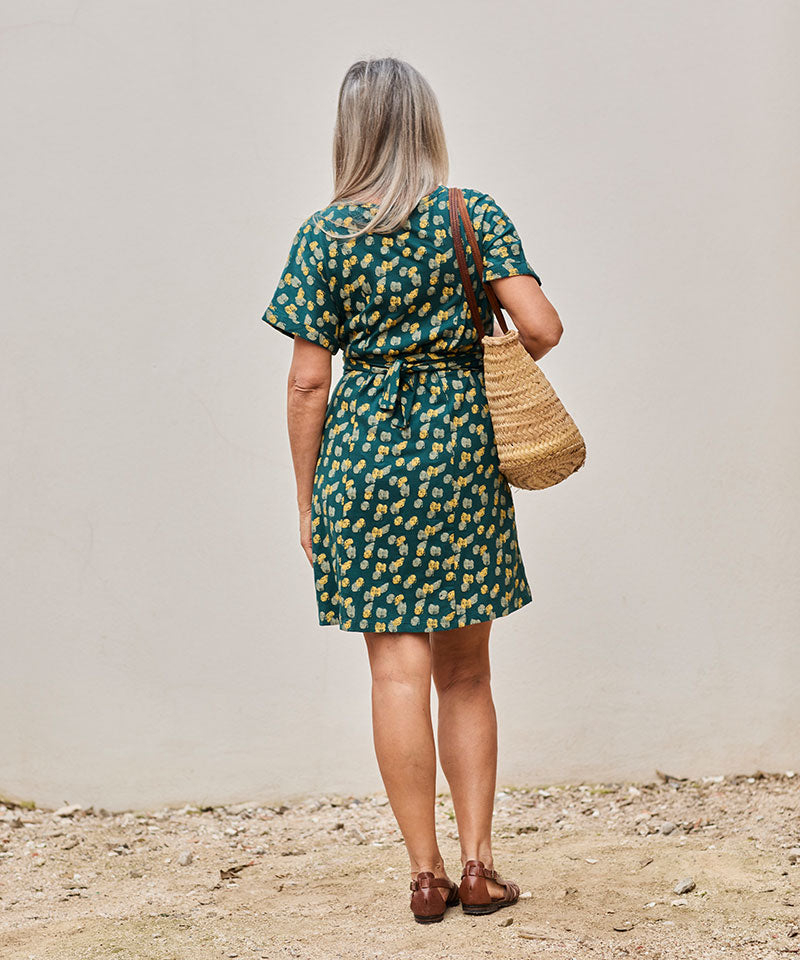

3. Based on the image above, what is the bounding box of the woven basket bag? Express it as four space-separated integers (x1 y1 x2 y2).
449 186 586 490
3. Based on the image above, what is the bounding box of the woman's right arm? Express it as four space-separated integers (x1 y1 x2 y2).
489 274 563 361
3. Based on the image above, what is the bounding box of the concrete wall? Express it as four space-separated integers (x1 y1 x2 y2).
1 0 797 811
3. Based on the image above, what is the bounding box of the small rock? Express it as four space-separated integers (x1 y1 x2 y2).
671 898 688 907
788 848 800 864
53 804 82 818
674 877 696 895
177 850 193 866
498 916 513 926
660 821 676 835
517 929 553 940
345 826 367 845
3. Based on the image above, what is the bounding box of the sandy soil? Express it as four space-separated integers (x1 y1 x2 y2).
1 770 799 959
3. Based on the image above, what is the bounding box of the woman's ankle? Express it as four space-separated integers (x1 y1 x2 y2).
461 847 493 870
410 855 446 877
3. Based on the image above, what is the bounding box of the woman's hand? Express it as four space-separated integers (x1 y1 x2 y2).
299 504 313 566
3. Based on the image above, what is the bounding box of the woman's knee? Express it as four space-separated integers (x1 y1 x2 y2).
364 631 432 687
430 623 492 693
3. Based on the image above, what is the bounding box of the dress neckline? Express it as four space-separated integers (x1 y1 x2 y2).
350 184 446 208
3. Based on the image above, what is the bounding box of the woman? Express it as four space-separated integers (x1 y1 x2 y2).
261 57 562 923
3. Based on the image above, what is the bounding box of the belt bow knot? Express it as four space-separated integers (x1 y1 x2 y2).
343 350 483 432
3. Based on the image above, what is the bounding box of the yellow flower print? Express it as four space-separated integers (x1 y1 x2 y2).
265 187 535 632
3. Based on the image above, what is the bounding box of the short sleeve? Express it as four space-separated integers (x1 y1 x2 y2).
472 192 543 286
261 216 342 354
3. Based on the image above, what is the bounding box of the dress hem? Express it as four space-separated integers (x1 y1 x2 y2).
316 594 533 634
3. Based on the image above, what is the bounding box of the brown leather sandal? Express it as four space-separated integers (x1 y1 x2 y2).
459 859 521 915
409 872 460 923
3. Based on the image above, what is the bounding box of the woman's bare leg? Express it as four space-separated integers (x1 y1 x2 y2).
364 630 453 886
430 620 509 899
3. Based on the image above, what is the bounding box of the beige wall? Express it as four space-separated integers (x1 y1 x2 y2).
1 0 797 811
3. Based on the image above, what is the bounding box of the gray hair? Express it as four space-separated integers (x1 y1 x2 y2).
315 57 449 240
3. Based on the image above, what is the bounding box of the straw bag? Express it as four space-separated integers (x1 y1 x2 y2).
449 187 586 490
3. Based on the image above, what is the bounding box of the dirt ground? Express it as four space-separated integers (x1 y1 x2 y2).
1 769 799 960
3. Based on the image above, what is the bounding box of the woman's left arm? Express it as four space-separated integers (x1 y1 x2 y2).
286 337 332 565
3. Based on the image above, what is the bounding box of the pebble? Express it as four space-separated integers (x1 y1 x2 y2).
517 928 554 940
498 916 513 926
53 804 82 818
661 821 676 835
788 848 800 864
177 849 193 866
345 826 367 845
674 877 696 894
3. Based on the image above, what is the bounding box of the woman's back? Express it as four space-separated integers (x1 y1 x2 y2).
264 184 542 360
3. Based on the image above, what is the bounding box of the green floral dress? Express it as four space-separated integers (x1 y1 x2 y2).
262 184 543 633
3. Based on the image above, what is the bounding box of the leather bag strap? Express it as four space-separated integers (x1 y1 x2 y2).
448 186 509 339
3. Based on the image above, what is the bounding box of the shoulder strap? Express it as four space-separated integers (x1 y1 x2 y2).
448 187 509 338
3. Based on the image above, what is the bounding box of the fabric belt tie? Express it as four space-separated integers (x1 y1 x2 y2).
343 351 483 432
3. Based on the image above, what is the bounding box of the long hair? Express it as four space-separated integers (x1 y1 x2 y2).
314 58 449 240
